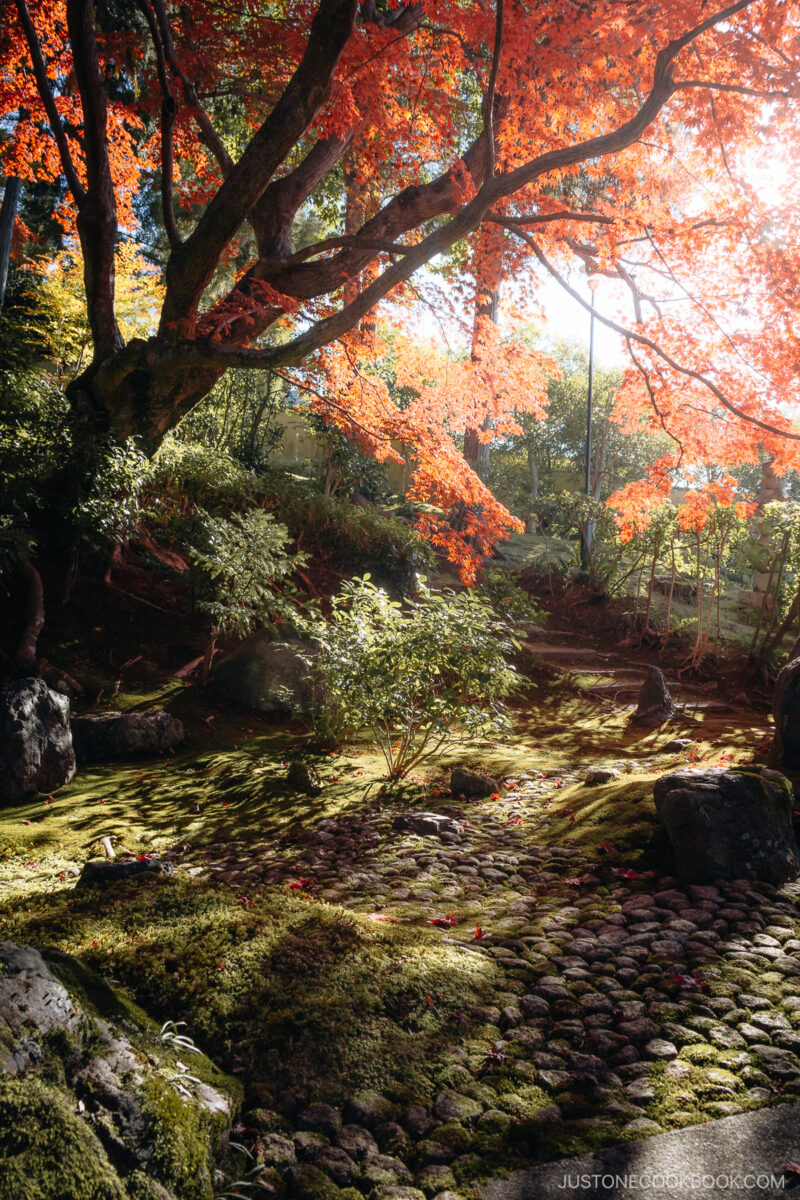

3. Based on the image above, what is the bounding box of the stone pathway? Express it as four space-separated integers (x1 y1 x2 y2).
175 753 800 1200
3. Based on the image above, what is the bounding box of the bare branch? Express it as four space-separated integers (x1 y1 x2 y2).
150 0 234 178
674 79 791 98
136 0 180 249
14 0 86 203
512 228 800 443
490 210 616 227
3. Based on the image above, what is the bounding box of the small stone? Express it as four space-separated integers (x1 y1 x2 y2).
643 1039 678 1061
369 1189 426 1200
285 1163 340 1200
623 1117 663 1134
258 1133 296 1170
500 1005 522 1029
336 1125 380 1162
360 1152 413 1188
663 739 694 753
433 1092 483 1123
625 1079 655 1104
374 1122 409 1154
298 1103 342 1139
77 858 175 887
287 762 323 794
294 1131 329 1160
393 812 462 837
414 1165 457 1198
316 1148 358 1186
450 768 500 798
347 1092 396 1128
584 767 620 786
401 1106 433 1139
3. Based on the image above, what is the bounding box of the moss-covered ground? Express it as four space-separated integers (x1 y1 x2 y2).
2 625 796 1198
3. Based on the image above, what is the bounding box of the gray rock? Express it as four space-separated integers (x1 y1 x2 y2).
643 1039 678 1061
663 738 694 753
0 941 79 1074
259 1133 297 1170
433 1091 483 1122
584 767 620 786
632 666 675 727
770 656 800 770
653 766 800 884
213 630 315 715
287 762 323 795
0 677 75 803
336 1124 380 1161
77 858 175 887
625 1079 655 1104
361 1152 413 1187
71 709 184 762
297 1102 342 1138
315 1147 358 1186
370 1189 426 1200
393 812 462 837
286 1163 339 1198
346 1092 397 1128
450 768 500 798
0 942 235 1200
415 1165 457 1197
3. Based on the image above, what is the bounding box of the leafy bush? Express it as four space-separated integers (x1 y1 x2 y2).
475 568 544 626
258 472 435 594
186 509 307 679
300 575 520 777
148 438 257 513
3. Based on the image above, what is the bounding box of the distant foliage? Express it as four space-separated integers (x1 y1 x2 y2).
300 576 520 777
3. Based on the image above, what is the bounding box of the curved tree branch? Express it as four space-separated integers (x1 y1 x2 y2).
511 227 800 443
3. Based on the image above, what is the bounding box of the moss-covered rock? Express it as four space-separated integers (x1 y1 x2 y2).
0 942 240 1200
0 1077 127 1200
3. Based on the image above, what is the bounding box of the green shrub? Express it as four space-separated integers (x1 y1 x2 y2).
258 472 435 594
476 568 544 626
186 508 308 679
300 575 520 776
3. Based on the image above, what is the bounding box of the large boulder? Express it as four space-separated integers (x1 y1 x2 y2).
770 657 800 770
71 709 184 762
632 666 675 727
213 629 315 715
0 677 75 804
0 941 240 1200
653 766 800 884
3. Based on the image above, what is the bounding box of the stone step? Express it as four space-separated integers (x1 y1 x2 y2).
475 1100 800 1200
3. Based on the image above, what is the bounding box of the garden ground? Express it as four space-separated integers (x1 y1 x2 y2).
5 616 800 1199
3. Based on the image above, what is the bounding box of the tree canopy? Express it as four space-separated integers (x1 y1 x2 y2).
4 0 800 571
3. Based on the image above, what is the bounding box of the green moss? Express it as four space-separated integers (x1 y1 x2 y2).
680 1044 718 1066
140 1078 223 1200
0 1078 127 1200
126 1173 173 1200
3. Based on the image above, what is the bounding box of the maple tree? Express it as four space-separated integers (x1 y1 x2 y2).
4 0 800 574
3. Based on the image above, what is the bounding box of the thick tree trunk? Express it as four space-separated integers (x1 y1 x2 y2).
15 554 45 670
0 176 22 308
